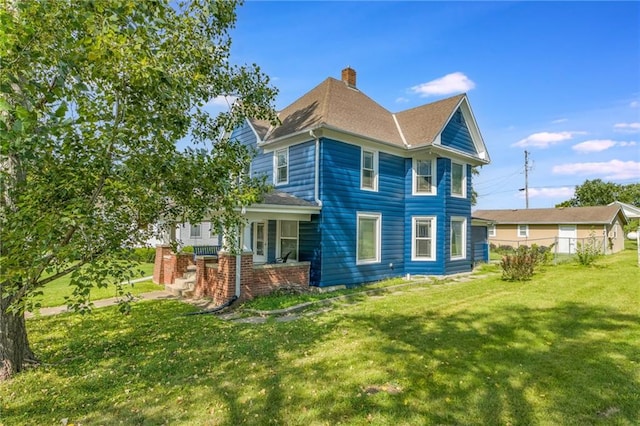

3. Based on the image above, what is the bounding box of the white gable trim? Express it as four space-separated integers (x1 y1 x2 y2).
246 118 264 144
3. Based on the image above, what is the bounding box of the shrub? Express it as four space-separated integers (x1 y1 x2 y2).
132 247 156 263
500 246 540 281
575 233 601 266
532 243 555 266
497 244 514 254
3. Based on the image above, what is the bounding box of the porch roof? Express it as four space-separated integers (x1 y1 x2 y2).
244 190 320 221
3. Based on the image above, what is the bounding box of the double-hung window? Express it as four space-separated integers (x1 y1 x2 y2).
488 224 496 237
278 220 298 261
518 225 529 238
190 223 201 239
414 158 436 194
451 162 466 197
412 217 436 260
275 148 289 185
361 149 378 191
357 213 381 264
450 217 466 260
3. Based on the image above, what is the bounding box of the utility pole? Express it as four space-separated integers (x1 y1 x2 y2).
524 150 530 209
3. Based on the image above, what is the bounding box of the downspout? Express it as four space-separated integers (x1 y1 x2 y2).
236 219 244 298
310 130 323 207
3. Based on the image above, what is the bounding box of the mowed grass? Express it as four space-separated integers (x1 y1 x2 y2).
28 263 159 309
2 249 639 425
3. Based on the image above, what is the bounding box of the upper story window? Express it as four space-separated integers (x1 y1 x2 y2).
451 162 466 198
274 148 289 185
357 213 381 264
518 224 529 238
190 223 201 239
361 149 378 191
413 158 436 195
412 216 436 260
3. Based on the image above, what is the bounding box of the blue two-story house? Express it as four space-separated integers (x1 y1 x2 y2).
232 68 490 287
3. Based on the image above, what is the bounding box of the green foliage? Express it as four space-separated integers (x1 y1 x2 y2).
2 248 638 424
132 248 156 263
556 179 640 207
623 219 639 235
500 245 541 281
575 233 602 266
0 0 277 317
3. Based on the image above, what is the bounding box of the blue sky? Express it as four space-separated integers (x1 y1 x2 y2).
211 1 640 210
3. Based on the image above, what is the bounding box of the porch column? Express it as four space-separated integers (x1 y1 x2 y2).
242 221 252 252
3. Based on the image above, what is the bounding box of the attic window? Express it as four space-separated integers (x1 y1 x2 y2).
455 110 463 124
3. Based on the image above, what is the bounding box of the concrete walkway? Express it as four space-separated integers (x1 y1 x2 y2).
25 277 178 318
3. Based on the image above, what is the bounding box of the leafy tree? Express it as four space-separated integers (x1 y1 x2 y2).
0 0 277 380
556 179 640 208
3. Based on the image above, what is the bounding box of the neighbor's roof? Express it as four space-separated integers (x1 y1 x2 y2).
609 201 640 219
473 205 627 225
255 77 467 149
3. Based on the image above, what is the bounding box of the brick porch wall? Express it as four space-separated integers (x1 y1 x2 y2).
193 252 311 305
244 263 310 301
152 245 194 285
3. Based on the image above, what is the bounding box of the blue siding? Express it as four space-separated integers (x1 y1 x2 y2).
441 109 476 155
273 141 316 202
299 216 322 285
230 121 257 148
444 162 473 274
404 157 447 275
318 139 404 287
267 220 277 263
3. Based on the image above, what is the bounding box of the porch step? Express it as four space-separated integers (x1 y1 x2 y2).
165 277 196 297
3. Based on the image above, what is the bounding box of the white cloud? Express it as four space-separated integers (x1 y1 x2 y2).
523 187 575 199
552 160 640 180
630 101 639 108
410 72 475 97
512 131 584 148
572 139 617 153
205 95 238 108
572 139 637 153
395 97 410 103
551 118 568 124
613 122 640 133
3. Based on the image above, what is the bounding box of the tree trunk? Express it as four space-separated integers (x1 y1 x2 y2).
0 294 36 381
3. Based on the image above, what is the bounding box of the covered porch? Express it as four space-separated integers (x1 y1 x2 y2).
153 191 321 304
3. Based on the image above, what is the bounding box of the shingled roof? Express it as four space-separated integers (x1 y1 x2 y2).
253 68 476 152
473 205 626 225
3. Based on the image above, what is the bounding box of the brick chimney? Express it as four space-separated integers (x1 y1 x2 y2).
341 67 356 88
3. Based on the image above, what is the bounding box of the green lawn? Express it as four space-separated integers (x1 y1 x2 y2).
2 249 639 425
31 262 159 308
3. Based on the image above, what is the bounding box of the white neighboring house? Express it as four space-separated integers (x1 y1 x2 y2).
145 222 220 247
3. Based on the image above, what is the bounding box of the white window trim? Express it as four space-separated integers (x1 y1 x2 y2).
518 224 529 238
356 212 382 264
190 223 202 239
411 216 437 261
450 217 467 260
412 157 437 196
360 149 379 192
274 147 289 186
451 161 467 198
488 224 496 237
277 220 298 261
